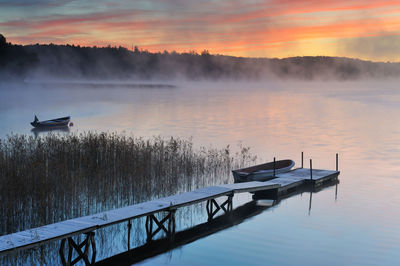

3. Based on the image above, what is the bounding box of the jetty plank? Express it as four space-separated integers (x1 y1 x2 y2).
217 181 280 193
156 186 233 209
277 168 339 181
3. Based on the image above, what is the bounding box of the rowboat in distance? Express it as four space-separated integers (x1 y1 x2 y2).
232 159 295 183
30 115 70 128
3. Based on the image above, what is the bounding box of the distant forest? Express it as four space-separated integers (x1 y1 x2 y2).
1 34 400 80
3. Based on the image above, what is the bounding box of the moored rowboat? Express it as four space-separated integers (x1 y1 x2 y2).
232 159 295 183
30 115 70 128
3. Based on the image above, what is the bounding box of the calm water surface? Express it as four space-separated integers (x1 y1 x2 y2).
1 80 399 265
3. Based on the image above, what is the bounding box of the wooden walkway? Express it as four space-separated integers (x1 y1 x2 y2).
0 167 339 264
96 200 271 265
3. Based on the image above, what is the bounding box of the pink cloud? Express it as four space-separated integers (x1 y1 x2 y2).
2 0 400 60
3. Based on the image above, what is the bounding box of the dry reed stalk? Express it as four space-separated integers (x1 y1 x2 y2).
0 132 256 235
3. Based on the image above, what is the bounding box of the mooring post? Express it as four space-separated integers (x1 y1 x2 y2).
273 157 276 177
310 159 313 180
301 152 304 168
336 153 339 171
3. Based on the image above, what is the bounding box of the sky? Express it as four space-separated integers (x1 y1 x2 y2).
0 0 400 61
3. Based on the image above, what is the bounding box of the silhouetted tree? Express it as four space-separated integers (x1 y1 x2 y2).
0 33 6 47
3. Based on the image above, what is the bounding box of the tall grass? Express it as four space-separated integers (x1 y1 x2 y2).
0 132 256 235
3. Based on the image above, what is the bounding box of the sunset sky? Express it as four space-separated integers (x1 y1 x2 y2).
1 0 400 61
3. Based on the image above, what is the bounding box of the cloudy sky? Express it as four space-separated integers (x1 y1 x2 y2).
1 0 400 61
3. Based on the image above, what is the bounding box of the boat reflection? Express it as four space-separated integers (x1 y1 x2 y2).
31 126 70 137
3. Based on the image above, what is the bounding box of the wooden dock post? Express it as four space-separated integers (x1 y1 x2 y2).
336 153 339 171
273 157 276 177
301 152 304 168
127 220 132 251
310 159 313 180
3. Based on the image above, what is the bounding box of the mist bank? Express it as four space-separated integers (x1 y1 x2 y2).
1 34 400 81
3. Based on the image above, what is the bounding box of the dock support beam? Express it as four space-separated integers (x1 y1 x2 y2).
127 219 132 250
59 232 96 266
206 194 233 221
145 210 176 242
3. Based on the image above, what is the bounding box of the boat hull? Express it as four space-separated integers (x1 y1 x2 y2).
232 159 295 183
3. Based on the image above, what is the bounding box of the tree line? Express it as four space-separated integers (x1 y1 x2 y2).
1 33 399 80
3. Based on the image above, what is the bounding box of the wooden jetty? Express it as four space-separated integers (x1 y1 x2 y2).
0 156 340 265
97 176 340 266
96 200 272 265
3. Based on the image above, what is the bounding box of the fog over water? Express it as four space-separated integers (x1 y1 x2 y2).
1 80 399 265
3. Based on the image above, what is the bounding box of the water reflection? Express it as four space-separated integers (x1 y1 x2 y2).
96 179 339 265
1 80 400 265
97 200 270 265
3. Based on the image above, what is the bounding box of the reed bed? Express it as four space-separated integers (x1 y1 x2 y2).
0 132 256 235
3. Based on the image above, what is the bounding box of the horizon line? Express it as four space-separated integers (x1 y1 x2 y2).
5 39 399 64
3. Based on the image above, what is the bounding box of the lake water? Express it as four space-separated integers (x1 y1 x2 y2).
1 80 400 265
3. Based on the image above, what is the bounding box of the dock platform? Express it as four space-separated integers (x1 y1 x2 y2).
0 167 339 264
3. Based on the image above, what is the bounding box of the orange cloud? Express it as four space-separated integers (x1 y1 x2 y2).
2 0 400 60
